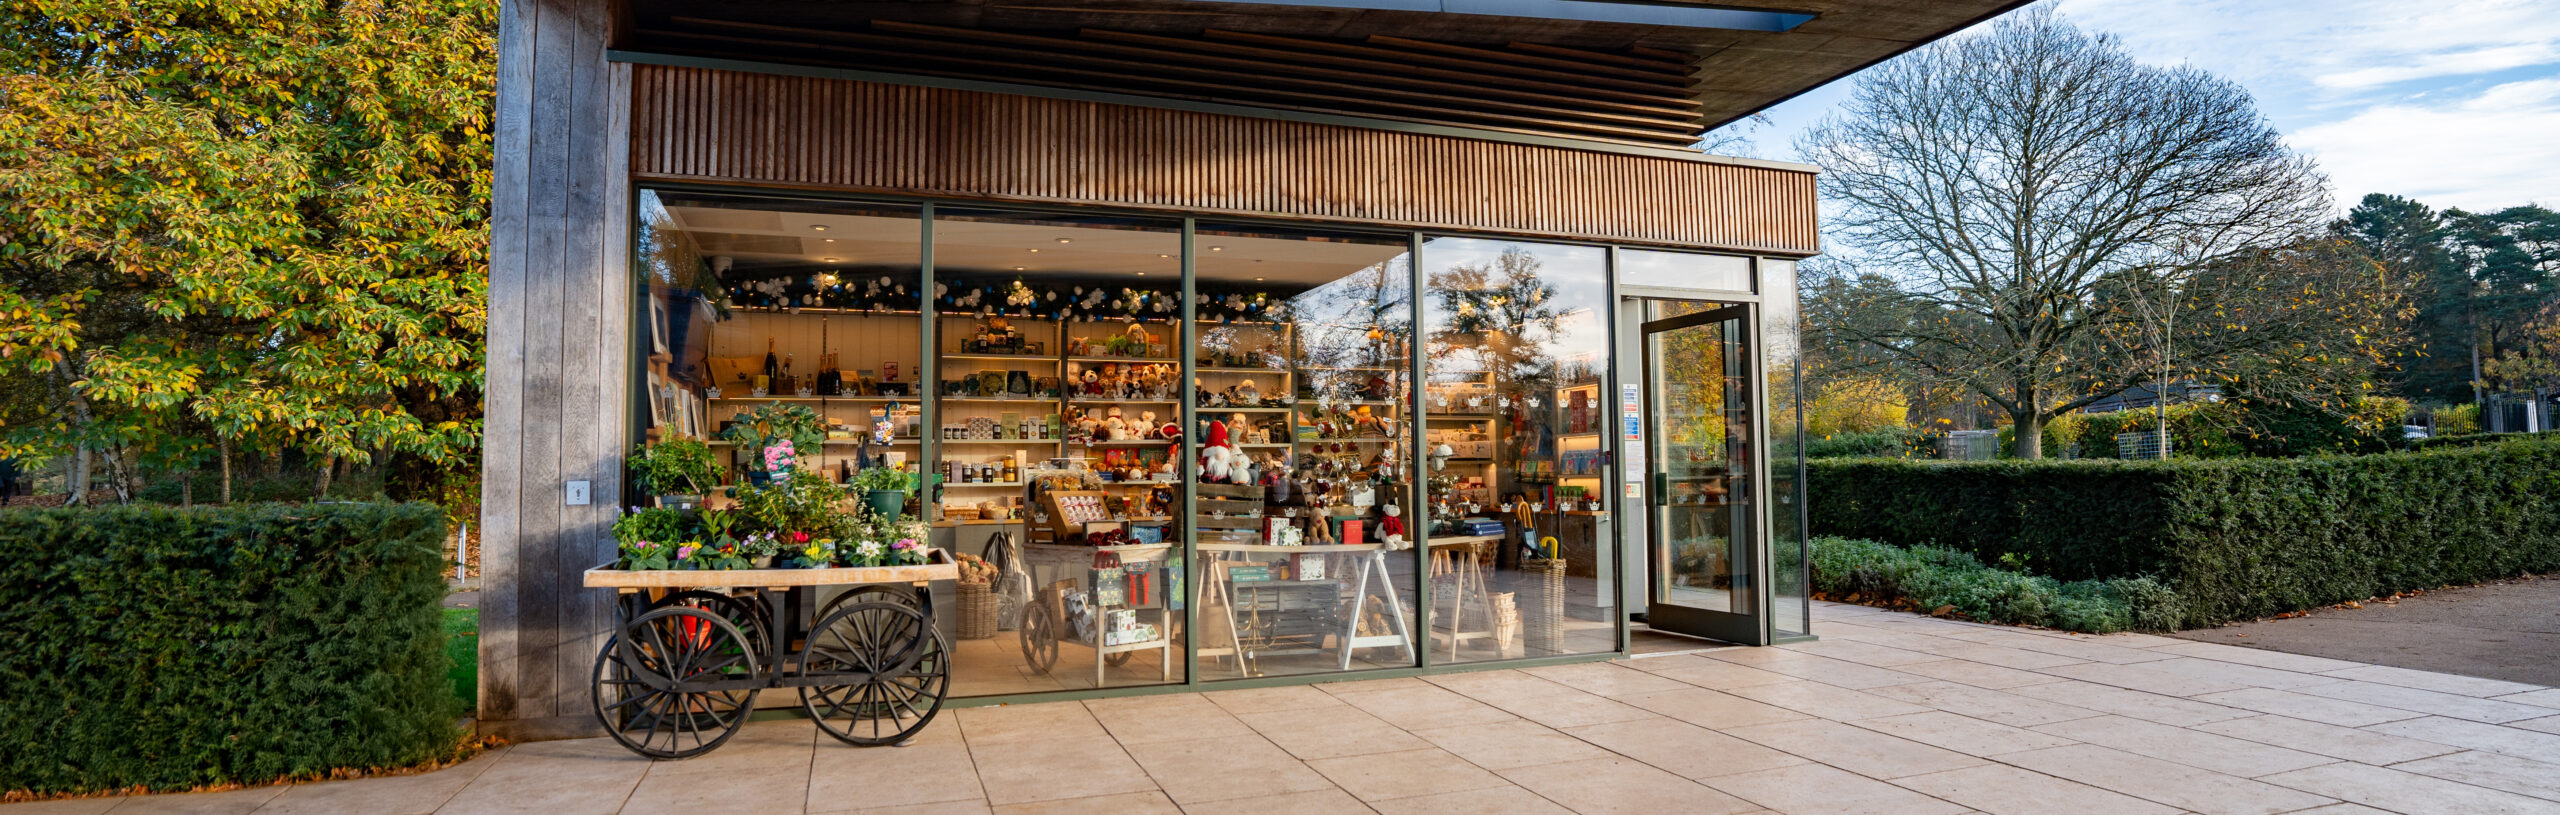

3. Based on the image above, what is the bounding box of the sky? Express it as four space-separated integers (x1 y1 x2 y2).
1718 0 2560 214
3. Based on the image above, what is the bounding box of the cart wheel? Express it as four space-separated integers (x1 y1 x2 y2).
799 600 949 746
818 584 918 621
655 590 771 659
591 606 762 760
1019 601 1060 674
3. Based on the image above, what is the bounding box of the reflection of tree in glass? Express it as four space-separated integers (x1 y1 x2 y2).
1295 259 1413 395
1429 248 1565 392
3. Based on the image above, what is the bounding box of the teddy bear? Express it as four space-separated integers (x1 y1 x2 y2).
1138 411 1157 438
1103 416 1130 441
1379 504 1410 550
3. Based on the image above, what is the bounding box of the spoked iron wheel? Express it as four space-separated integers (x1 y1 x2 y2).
1019 599 1060 674
799 600 949 746
654 589 772 660
591 606 763 759
818 584 918 622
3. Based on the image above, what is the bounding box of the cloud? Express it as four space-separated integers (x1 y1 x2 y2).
2314 42 2560 90
2057 0 2560 95
2291 78 2560 209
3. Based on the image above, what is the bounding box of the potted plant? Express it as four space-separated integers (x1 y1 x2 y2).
849 466 917 521
611 506 693 570
630 438 721 508
720 403 825 486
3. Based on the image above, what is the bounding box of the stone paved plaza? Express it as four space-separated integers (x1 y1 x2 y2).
11 602 2559 815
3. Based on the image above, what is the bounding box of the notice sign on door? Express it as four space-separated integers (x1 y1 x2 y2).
1621 383 1645 485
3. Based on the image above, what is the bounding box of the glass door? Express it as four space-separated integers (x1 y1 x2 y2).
1641 302 1761 644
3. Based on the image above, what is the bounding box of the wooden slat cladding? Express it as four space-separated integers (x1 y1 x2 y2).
631 21 1709 148
630 65 1818 255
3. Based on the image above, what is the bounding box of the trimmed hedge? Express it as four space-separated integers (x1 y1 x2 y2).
1809 435 2560 626
0 503 461 795
1810 537 2183 633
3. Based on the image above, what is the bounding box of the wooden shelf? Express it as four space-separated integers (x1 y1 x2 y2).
942 353 1058 363
1196 366 1291 375
1078 439 1172 447
945 481 1028 489
1068 355 1176 364
708 395 917 403
941 396 1056 404
941 438 1062 445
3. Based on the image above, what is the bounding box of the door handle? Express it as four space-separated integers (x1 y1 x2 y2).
1650 472 1667 505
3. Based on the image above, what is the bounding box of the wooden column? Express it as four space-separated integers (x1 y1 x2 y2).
482 0 631 738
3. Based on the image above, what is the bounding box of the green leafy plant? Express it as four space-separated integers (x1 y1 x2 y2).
0 503 461 794
1808 433 2560 626
849 466 916 494
629 438 722 496
730 467 849 539
1810 536 2182 633
720 403 825 469
612 506 694 570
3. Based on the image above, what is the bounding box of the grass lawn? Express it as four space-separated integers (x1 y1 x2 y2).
444 607 476 711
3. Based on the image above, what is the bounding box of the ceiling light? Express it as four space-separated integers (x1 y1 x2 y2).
1013 266 1026 271
1027 248 1041 253
1208 246 1225 252
1136 272 1148 276
1158 254 1171 259
810 225 828 232
1055 238 1072 244
823 238 836 243
822 257 841 263
1255 277 1265 281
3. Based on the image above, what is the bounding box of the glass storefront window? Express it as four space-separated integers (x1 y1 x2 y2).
1760 259 1810 638
636 190 925 495
631 190 1797 700
1421 237 1617 661
1191 223 1418 679
1620 249 1753 293
929 208 1186 695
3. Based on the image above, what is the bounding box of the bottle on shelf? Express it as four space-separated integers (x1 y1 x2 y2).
762 338 780 382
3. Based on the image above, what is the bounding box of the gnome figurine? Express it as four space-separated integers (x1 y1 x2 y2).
1199 420 1240 483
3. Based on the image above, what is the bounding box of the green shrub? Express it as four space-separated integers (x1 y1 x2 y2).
0 503 461 795
1809 434 2560 626
2409 431 2514 452
1803 427 1924 459
1808 536 2181 633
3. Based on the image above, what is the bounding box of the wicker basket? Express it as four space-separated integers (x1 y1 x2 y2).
1521 557 1566 655
956 580 998 640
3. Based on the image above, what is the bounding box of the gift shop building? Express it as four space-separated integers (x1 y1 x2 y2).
479 0 2023 738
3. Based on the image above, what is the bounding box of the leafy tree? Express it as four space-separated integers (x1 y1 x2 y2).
1798 8 2388 458
0 0 494 501
2337 194 2471 403
2447 205 2560 398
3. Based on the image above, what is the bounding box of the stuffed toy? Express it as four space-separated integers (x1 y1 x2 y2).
1199 420 1240 483
1379 504 1410 550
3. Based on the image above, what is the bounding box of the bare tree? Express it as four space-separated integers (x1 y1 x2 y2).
1799 8 2343 457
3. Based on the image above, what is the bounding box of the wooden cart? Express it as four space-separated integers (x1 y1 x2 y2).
582 551 959 759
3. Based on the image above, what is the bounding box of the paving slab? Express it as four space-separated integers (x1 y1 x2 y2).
5 602 2549 815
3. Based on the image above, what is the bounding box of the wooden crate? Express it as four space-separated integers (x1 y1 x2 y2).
1037 489 1111 538
1195 482 1266 542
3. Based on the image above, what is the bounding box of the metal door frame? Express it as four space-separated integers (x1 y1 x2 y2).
1616 293 1774 646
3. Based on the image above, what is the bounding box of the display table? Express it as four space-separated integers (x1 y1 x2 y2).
1426 534 1511 659
1020 542 1176 687
1197 543 1415 675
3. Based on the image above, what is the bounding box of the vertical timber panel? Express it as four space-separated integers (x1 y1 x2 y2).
485 0 625 732
479 0 534 723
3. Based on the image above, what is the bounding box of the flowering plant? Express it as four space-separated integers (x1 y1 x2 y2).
849 539 887 567
763 441 798 477
779 535 836 569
